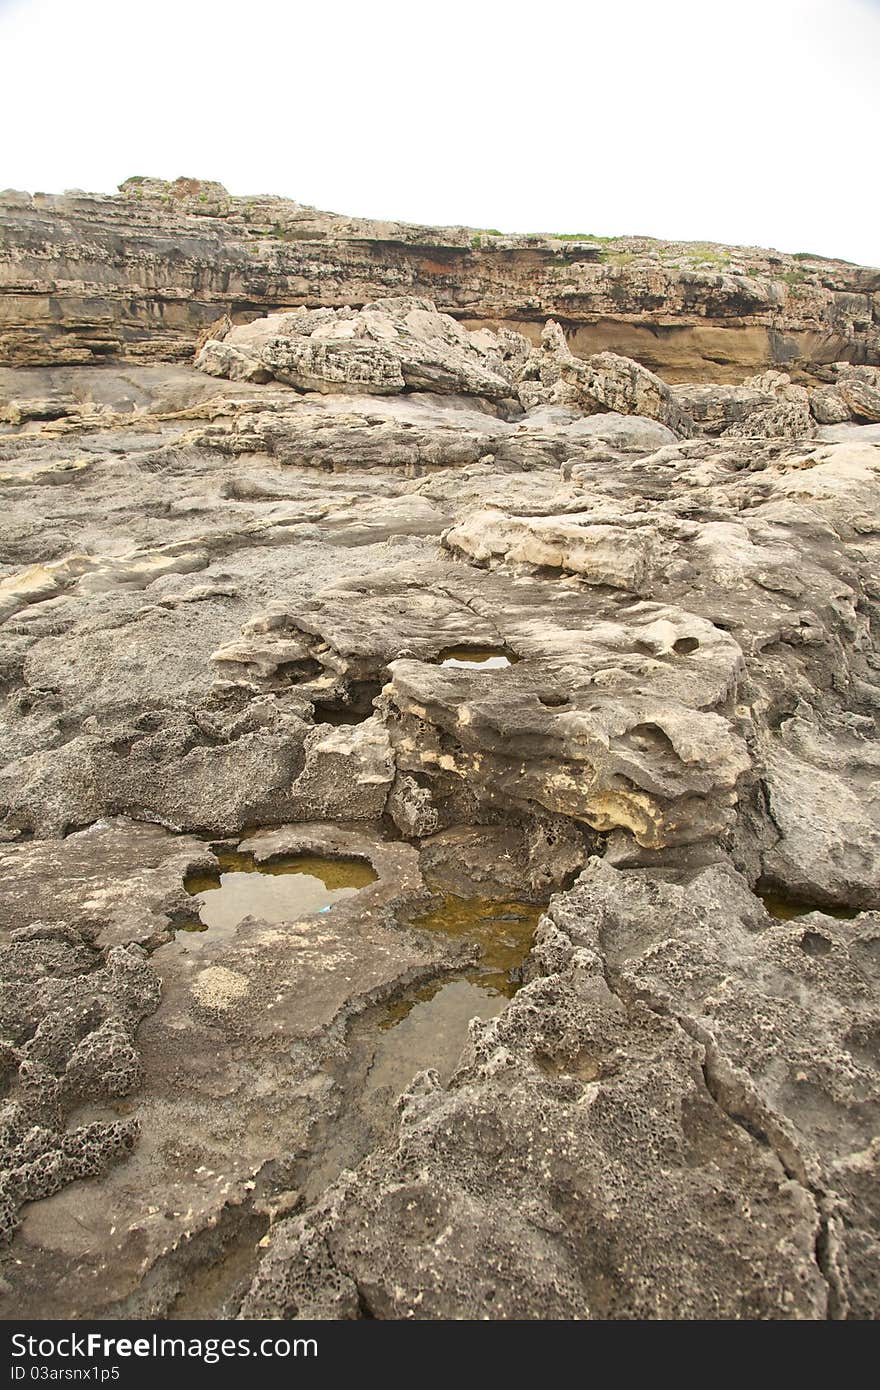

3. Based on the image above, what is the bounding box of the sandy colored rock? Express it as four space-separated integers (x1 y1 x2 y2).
197 298 527 400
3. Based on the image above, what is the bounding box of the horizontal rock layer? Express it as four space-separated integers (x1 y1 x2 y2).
1 178 878 379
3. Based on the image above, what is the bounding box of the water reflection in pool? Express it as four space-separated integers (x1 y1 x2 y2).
437 646 516 670
183 850 377 934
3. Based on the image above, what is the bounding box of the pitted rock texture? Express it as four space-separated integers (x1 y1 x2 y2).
0 822 474 1318
0 369 878 894
0 920 158 1246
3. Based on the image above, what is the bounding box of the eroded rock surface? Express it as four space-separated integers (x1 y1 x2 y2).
245 862 878 1319
196 298 529 400
1 200 879 1320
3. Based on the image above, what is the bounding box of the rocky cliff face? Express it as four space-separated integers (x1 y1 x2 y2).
2 175 877 380
0 193 879 1321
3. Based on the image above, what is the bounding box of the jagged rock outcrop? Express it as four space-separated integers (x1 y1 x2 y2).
672 368 813 437
195 300 867 443
196 297 529 399
209 568 749 848
815 364 880 424
196 299 701 435
517 320 696 434
672 364 880 435
443 509 658 590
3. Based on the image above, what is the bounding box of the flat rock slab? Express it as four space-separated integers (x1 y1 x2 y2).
0 818 211 949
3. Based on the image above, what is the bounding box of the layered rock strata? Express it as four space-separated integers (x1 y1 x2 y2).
2 178 877 379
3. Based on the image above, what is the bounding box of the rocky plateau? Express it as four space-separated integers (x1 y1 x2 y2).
0 180 878 1321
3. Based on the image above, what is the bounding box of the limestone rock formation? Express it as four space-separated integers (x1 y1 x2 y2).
517 320 696 434
2 180 878 378
826 364 880 423
672 368 813 437
244 862 878 1319
195 298 863 445
0 915 159 1246
1 187 879 1321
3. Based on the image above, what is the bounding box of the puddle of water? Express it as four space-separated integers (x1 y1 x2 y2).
366 980 505 1096
361 895 541 1110
299 891 545 1205
410 894 543 996
183 850 377 934
759 890 859 921
437 645 515 670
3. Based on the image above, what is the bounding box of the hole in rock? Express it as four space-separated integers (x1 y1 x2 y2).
767 696 798 731
310 705 365 727
310 679 383 726
538 691 570 708
134 711 167 733
302 894 541 1205
275 658 324 684
534 1047 602 1082
758 889 859 922
183 849 377 934
625 722 677 755
799 931 833 956
166 1210 270 1321
437 646 518 670
673 636 700 655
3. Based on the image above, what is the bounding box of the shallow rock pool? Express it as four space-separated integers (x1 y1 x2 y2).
361 895 543 1097
183 849 378 933
758 888 859 921
437 645 516 669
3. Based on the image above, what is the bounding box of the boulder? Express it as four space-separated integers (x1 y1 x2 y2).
836 366 880 423
517 321 696 435
196 298 528 400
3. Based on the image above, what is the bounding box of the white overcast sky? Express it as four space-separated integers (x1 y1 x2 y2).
1 0 878 264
